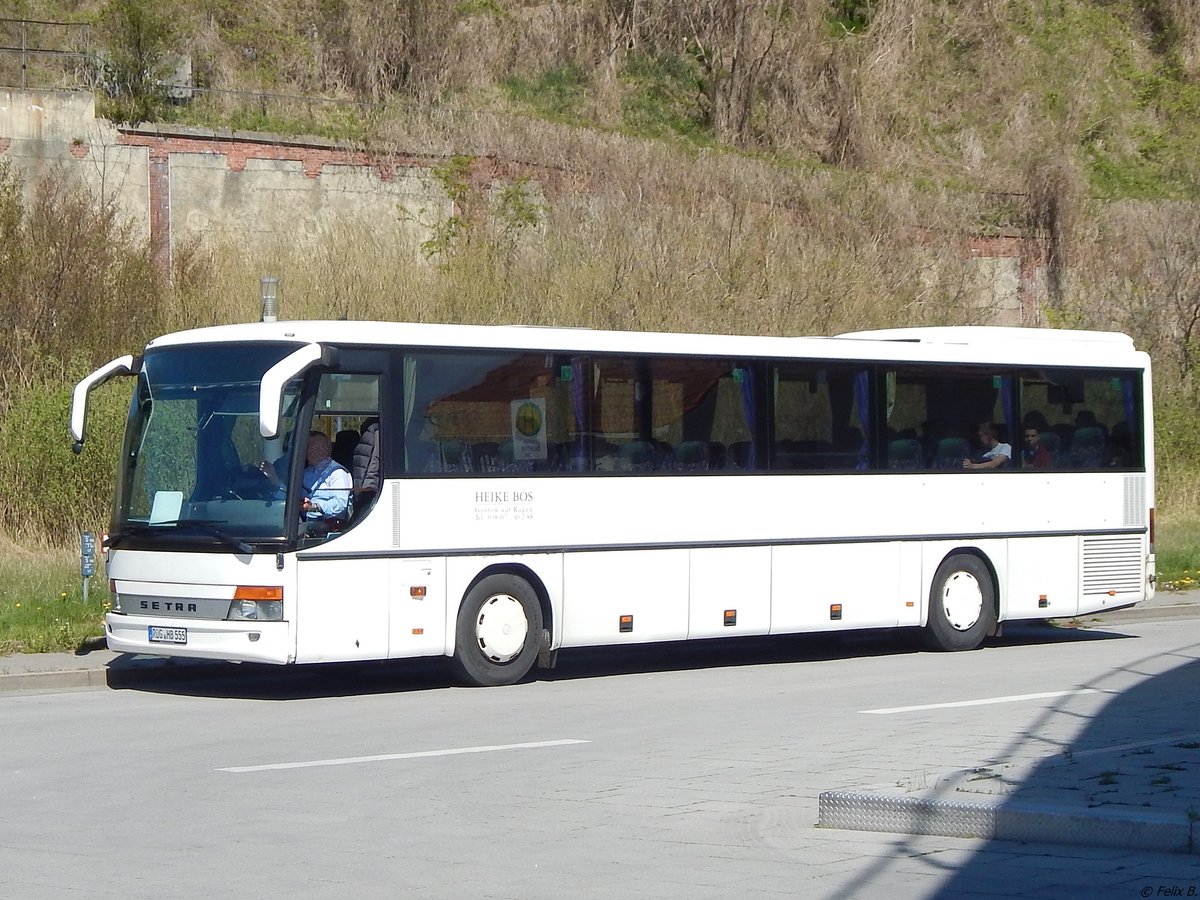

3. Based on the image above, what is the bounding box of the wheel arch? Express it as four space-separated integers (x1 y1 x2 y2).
927 546 1000 632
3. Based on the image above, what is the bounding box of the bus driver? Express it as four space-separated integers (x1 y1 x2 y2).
300 431 352 532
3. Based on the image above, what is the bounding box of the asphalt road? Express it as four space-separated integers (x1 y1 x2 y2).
3 618 1199 899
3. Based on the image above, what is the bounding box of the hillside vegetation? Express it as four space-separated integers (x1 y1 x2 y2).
2 0 1200 547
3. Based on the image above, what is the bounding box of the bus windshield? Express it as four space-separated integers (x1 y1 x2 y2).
111 342 307 550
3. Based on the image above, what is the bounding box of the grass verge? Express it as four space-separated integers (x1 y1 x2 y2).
0 541 108 655
1156 516 1200 592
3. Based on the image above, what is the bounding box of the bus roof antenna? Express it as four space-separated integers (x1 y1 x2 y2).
261 275 279 323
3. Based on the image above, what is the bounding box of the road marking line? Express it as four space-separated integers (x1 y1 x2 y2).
217 739 590 773
861 689 1101 715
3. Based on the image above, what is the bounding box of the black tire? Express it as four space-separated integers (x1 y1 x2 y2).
452 574 543 686
923 554 996 651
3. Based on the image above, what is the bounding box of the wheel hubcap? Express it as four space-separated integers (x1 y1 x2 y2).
475 593 529 663
941 571 983 631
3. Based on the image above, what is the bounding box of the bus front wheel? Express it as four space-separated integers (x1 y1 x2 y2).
452 574 543 686
923 554 996 652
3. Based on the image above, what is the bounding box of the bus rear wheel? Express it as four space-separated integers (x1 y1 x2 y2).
452 574 543 686
923 554 996 651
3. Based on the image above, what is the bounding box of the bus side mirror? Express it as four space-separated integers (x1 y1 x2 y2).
259 343 338 438
71 355 141 451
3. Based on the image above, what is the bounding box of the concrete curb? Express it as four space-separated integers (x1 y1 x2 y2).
0 668 113 693
818 789 1199 855
0 658 230 694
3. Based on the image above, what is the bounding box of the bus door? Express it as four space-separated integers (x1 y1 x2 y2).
293 352 393 662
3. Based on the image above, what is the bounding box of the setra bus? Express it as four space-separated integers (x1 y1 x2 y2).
71 321 1155 685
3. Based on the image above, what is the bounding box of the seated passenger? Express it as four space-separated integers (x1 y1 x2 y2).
301 431 352 533
963 422 1011 470
351 417 380 507
1021 426 1052 469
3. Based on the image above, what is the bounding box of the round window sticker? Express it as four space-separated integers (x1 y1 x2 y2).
514 401 543 438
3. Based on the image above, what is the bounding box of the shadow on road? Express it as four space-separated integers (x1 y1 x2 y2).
827 636 1200 899
107 618 1133 701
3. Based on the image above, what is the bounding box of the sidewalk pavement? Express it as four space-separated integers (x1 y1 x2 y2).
4 589 1200 857
819 589 1200 857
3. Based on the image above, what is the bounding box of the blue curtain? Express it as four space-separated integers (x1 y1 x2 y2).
854 370 871 471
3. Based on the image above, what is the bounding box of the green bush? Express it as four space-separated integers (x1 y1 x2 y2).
0 376 130 542
1151 383 1200 517
502 64 590 120
96 0 179 124
620 51 708 142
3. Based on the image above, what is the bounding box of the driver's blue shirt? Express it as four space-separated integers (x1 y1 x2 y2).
302 457 352 519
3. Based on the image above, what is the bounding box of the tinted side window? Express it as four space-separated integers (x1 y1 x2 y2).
589 356 752 472
403 352 575 474
772 364 868 471
1018 370 1142 470
882 369 1011 470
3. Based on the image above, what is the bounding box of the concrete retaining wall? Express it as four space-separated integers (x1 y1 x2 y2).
0 88 1037 325
0 88 449 271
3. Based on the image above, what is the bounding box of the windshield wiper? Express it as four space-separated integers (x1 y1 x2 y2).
174 519 255 554
109 519 255 554
105 524 154 550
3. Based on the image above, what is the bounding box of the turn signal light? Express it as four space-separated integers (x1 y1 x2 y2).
234 586 283 601
411 586 427 598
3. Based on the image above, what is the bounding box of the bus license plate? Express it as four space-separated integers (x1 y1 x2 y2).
148 625 187 644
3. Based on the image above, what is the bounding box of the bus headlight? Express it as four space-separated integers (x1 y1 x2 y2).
227 600 283 621
228 587 284 621
258 600 282 620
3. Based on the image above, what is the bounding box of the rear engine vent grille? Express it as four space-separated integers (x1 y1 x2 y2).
1082 535 1144 596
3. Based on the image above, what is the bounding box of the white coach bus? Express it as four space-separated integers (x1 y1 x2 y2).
71 321 1155 686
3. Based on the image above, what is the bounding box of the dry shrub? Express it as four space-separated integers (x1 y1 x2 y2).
0 161 165 410
181 135 994 343
0 159 219 543
1159 0 1200 72
1023 149 1086 307
1055 199 1200 516
1070 200 1200 386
